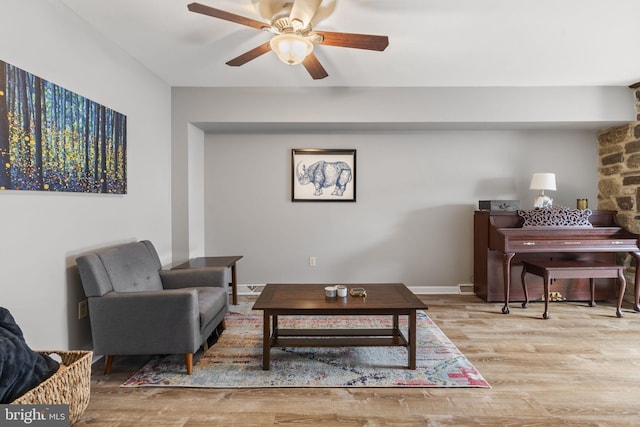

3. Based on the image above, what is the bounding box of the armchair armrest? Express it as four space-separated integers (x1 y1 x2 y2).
88 289 201 354
159 267 227 290
90 289 199 328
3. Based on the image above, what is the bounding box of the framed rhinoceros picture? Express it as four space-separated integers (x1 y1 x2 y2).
292 149 356 202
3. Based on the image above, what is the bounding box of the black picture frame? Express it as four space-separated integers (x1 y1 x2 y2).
291 149 356 202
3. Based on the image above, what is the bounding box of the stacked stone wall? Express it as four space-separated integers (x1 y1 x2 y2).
597 86 640 302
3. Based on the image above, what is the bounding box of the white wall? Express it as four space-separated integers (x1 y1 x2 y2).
203 130 599 287
0 0 172 349
172 84 631 289
188 124 206 258
171 85 633 262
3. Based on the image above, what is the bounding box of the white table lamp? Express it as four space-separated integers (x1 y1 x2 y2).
529 173 556 208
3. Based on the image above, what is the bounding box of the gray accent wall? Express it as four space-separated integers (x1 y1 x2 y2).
172 86 633 288
203 130 599 287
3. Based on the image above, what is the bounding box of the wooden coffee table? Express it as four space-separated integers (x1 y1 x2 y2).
252 283 428 370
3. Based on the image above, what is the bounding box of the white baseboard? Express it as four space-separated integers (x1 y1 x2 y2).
409 285 461 295
236 284 468 296
237 284 265 296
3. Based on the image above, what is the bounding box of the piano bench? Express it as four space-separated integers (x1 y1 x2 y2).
520 260 626 319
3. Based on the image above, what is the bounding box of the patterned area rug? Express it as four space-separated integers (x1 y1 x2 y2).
121 303 489 388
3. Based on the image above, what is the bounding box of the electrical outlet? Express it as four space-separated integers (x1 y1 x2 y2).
78 300 88 320
309 256 316 267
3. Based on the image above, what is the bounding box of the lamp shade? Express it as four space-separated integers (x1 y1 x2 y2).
529 173 556 191
269 34 313 65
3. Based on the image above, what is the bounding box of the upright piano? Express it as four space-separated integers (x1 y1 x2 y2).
474 210 640 312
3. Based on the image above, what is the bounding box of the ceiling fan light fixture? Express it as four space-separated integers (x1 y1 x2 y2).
270 33 313 65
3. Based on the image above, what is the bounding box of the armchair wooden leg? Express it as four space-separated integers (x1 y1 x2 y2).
185 353 193 375
104 355 114 375
221 318 226 330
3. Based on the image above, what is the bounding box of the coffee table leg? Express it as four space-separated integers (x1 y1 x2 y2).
262 311 270 370
409 310 417 369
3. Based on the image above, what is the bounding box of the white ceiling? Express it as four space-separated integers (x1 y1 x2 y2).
59 0 640 88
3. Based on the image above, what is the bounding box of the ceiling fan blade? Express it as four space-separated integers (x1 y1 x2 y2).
187 2 268 31
290 0 322 29
302 53 329 80
314 31 389 51
226 41 273 66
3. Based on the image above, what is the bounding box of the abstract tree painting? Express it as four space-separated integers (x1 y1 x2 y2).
0 60 126 194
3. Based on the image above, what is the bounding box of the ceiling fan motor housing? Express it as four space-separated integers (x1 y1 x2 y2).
187 1 388 80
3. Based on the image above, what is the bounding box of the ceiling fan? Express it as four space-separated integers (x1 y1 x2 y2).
187 1 389 80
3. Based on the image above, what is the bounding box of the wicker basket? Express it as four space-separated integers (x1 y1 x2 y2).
11 350 92 424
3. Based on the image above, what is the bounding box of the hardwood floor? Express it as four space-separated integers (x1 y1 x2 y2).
75 295 640 426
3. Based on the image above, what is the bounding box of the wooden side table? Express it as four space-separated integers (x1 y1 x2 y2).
172 256 243 304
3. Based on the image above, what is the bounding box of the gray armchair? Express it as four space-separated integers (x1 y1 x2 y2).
76 240 228 375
